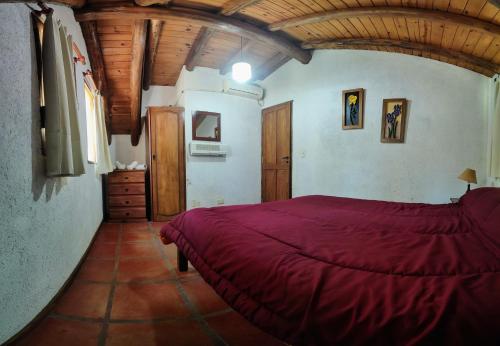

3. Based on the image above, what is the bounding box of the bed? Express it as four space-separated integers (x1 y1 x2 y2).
160 187 500 345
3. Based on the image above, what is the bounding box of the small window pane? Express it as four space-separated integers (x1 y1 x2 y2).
84 83 97 163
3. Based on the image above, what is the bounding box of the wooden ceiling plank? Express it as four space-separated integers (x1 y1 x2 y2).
74 5 312 64
184 26 216 71
80 21 112 142
268 7 500 38
98 33 133 41
302 38 499 76
130 20 147 146
220 0 265 16
143 19 164 90
463 0 488 18
482 36 500 59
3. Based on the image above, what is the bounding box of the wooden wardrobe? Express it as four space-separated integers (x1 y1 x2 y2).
146 107 186 221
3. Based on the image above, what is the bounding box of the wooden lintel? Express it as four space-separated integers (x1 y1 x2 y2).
184 27 215 72
219 38 253 75
253 52 291 81
130 20 148 146
302 38 499 77
80 21 112 142
268 7 500 38
74 6 311 64
134 0 170 5
143 19 164 90
219 0 263 16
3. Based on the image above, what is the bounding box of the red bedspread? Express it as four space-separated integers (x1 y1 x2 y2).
161 188 500 345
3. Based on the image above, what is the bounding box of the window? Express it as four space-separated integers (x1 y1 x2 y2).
84 83 97 164
31 13 46 155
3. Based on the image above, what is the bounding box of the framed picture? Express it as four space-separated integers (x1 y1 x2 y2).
381 98 407 143
342 88 364 129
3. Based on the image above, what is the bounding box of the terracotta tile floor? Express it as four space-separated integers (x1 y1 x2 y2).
15 223 283 346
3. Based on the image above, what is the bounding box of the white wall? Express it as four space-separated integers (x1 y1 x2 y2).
111 68 262 208
0 4 103 343
262 50 490 203
111 86 177 164
177 68 262 208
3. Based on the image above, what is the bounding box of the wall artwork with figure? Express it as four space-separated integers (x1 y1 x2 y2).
381 98 407 143
342 88 364 129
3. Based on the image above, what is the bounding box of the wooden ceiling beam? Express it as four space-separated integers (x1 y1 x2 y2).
143 19 164 90
80 21 111 143
134 0 170 5
302 38 499 77
219 0 263 16
74 5 312 64
184 26 215 71
253 52 291 81
269 7 500 38
130 20 148 146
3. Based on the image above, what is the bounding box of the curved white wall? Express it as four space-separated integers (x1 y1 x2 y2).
0 4 103 343
177 68 262 208
262 50 490 203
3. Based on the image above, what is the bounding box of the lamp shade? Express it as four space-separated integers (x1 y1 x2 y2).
232 61 252 83
458 168 477 184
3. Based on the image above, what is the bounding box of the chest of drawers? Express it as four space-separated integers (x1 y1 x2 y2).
105 170 147 223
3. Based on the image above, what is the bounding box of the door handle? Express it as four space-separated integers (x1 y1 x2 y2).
152 154 156 160
281 156 289 160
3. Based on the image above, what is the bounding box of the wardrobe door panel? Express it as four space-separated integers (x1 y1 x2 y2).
148 107 185 221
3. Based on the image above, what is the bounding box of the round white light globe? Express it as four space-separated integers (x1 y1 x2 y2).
232 62 252 83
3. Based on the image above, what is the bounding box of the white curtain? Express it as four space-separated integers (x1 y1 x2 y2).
489 76 500 186
94 92 113 174
43 13 84 176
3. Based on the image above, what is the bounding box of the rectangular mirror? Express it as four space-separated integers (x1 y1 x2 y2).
192 111 221 142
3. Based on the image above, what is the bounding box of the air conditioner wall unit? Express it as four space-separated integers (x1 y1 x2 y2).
189 142 228 157
223 80 264 100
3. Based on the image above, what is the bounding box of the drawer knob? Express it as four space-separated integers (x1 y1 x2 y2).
125 212 130 216
125 188 129 192
124 176 129 180
125 201 130 204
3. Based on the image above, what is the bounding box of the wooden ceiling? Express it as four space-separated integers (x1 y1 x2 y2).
40 0 500 143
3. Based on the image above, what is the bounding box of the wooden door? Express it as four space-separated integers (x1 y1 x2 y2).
261 101 292 202
147 107 186 221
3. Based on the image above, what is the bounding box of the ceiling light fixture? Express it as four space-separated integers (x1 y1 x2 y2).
232 37 252 83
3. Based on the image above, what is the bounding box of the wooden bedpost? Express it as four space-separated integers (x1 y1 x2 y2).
177 248 188 272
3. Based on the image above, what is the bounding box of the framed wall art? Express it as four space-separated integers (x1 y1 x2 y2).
381 98 407 143
342 88 364 130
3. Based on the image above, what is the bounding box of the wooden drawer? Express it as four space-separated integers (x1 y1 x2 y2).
108 183 145 195
109 195 145 207
108 207 146 219
108 170 145 184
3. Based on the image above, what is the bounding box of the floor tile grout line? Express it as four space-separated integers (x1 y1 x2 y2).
148 223 179 278
47 312 104 323
97 223 123 346
74 275 203 285
48 306 233 324
149 222 228 346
